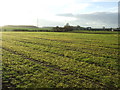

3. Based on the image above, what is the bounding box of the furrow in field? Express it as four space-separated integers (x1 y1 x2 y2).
2 35 118 60
2 32 119 88
2 38 118 70
2 47 64 72
6 32 119 48
2 36 118 70
2 41 119 88
2 48 109 88
3 34 118 51
3 50 65 88
3 51 108 88
33 37 119 49
5 35 118 59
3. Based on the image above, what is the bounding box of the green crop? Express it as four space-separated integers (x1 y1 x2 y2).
2 32 119 88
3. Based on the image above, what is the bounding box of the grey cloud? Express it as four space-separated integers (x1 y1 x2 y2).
57 12 118 28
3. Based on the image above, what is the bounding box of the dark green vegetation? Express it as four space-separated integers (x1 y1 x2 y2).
2 24 119 32
70 30 119 34
2 32 119 88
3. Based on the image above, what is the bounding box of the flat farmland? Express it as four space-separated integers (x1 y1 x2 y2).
2 32 119 88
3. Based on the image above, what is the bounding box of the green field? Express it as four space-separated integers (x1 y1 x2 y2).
2 26 52 32
70 30 119 34
2 32 119 88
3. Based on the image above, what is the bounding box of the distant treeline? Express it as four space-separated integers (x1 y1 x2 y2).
2 24 120 32
53 23 85 32
53 24 120 32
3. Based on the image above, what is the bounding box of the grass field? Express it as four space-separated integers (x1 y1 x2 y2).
70 30 119 34
2 32 119 88
2 27 52 32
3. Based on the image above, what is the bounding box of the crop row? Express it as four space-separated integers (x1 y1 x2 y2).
4 32 118 48
2 32 119 88
2 38 118 70
3 49 108 88
3 33 118 59
3 33 118 49
2 34 118 69
2 40 119 88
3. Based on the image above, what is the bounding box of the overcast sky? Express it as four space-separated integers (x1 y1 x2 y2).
0 0 119 28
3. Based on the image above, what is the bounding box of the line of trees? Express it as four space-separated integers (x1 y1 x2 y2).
53 23 120 32
53 23 83 32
